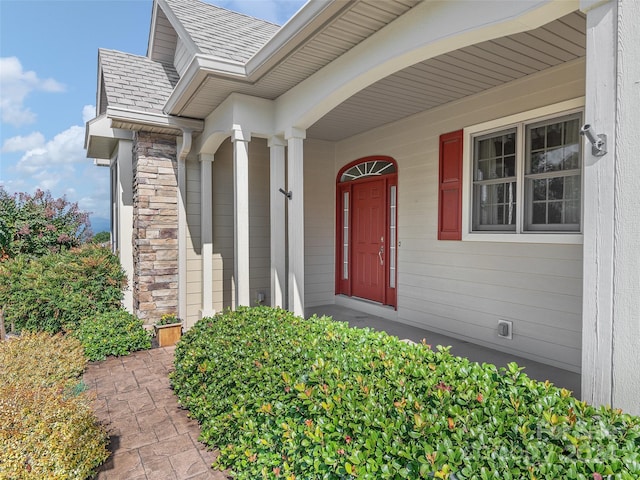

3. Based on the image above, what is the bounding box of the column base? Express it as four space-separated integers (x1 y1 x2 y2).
199 309 216 319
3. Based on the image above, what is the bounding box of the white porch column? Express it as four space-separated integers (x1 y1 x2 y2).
581 0 640 415
116 140 134 314
269 136 287 308
285 128 306 317
232 127 251 307
200 153 215 318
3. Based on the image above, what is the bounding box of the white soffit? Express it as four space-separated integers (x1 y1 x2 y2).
307 10 586 141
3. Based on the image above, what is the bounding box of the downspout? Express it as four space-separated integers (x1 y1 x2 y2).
177 128 192 325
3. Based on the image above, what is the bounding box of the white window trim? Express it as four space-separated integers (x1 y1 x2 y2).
462 97 585 245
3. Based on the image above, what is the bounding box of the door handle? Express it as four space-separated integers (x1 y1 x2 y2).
378 246 384 265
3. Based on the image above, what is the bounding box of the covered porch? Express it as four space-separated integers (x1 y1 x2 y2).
307 303 581 396
185 0 635 412
86 0 638 415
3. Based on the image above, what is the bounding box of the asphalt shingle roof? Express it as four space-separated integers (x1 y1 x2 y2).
99 49 179 114
164 0 281 63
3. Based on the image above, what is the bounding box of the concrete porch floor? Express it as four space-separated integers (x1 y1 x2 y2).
306 304 581 399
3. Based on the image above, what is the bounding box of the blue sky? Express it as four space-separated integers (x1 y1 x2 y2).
0 0 305 233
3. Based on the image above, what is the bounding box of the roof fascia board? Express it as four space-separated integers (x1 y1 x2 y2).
96 57 104 115
146 0 160 58
106 106 203 133
164 54 248 115
245 0 353 79
85 114 128 148
85 114 133 159
274 0 579 132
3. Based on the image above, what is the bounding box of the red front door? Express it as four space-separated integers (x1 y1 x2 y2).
351 179 385 303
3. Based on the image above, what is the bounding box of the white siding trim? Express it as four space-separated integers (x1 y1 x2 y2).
581 0 640 415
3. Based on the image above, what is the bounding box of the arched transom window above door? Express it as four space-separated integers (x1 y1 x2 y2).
339 159 397 183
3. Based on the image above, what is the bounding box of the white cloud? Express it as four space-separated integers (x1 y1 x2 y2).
2 106 110 220
82 105 96 124
2 132 45 152
15 125 86 175
11 127 88 200
0 57 65 126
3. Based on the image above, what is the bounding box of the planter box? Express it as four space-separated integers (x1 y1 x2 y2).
155 323 182 347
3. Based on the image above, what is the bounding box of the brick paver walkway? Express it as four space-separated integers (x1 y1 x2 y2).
84 346 229 480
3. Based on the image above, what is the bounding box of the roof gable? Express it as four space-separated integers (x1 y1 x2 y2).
148 5 178 64
161 0 280 63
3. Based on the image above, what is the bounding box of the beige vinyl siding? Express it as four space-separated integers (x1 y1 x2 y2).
304 139 337 307
212 140 235 312
173 38 191 77
150 7 177 64
248 139 271 305
185 157 201 329
333 59 585 372
208 138 271 313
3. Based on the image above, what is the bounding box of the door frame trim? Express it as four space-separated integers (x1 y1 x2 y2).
335 156 398 308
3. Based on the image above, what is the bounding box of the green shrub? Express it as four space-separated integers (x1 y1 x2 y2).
0 333 109 479
0 244 126 333
71 309 152 362
172 306 640 480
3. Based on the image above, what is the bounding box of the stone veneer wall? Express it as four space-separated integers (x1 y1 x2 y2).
132 132 179 323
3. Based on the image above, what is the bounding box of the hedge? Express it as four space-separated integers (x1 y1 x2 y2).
70 309 152 362
172 306 640 480
0 244 126 333
0 332 109 479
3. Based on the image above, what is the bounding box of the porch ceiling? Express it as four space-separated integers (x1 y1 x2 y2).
307 10 586 142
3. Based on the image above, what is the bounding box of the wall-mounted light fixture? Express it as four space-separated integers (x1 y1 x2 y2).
580 124 607 157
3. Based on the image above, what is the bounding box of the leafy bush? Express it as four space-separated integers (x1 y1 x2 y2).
0 332 86 388
0 332 109 479
71 309 152 361
172 306 640 480
0 244 126 333
0 187 91 259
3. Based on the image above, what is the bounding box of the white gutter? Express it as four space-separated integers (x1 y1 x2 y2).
106 106 203 133
246 0 349 78
163 0 353 116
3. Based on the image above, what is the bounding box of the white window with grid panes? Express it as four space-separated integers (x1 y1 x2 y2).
462 99 584 244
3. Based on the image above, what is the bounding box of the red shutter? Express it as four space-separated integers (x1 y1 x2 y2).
438 130 463 240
